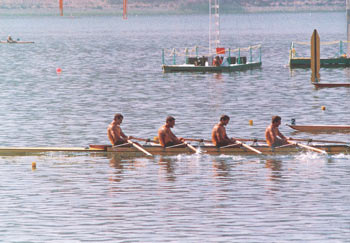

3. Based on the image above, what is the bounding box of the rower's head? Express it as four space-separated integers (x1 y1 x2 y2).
220 115 230 125
114 113 123 123
166 116 175 128
271 115 281 127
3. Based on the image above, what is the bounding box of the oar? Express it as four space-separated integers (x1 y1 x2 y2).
127 140 153 156
183 141 200 153
289 138 349 144
130 137 158 143
235 140 262 154
165 142 200 153
184 138 212 143
287 141 327 155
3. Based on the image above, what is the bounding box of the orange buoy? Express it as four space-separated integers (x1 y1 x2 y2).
321 106 326 110
32 162 37 170
56 68 62 74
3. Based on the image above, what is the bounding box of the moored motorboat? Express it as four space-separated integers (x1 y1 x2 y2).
312 82 350 88
287 124 350 133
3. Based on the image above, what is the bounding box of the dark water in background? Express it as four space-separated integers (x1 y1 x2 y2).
0 12 349 241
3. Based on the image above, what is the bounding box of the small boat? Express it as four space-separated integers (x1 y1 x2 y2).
289 39 350 68
162 57 262 73
287 124 350 133
312 82 350 88
289 56 350 68
0 41 34 44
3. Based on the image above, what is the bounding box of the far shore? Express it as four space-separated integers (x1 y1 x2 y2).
0 6 345 17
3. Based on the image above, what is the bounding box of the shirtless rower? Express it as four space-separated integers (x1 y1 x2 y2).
107 113 131 146
211 115 241 147
265 115 289 147
158 116 185 147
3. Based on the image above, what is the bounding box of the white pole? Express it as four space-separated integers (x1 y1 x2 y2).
347 0 350 56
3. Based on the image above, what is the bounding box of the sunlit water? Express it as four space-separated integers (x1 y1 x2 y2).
0 12 349 242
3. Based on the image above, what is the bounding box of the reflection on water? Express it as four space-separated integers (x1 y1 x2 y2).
265 159 283 181
158 156 176 182
212 157 230 178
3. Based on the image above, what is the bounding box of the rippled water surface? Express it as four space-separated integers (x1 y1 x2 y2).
0 13 349 242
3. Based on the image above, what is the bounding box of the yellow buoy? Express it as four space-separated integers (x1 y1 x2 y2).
32 162 36 170
249 120 253 126
321 106 326 110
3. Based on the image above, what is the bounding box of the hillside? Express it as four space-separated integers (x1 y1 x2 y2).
0 0 346 14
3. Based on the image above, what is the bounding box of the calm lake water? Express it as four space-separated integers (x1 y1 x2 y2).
0 12 349 242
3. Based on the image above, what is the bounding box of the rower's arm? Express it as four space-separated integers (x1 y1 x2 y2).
277 128 287 141
120 129 128 140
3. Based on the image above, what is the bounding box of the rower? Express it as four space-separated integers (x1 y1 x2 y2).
211 115 241 147
107 113 131 146
7 35 15 43
265 115 290 148
157 116 185 147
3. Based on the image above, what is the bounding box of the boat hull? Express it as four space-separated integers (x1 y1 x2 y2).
106 144 350 155
312 82 350 88
162 62 262 73
288 124 350 133
289 57 350 68
0 144 348 156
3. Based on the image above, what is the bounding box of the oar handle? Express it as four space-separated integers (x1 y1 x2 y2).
184 138 212 143
131 137 158 143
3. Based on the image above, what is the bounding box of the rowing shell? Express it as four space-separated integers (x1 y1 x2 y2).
103 144 349 155
0 144 347 156
287 124 350 133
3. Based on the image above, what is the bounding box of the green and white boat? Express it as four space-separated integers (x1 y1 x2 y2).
162 0 262 73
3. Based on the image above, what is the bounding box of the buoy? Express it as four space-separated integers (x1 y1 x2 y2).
56 68 62 74
32 162 36 170
321 106 326 110
249 120 253 126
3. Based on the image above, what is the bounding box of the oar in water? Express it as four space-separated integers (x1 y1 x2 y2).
127 140 153 156
287 141 327 155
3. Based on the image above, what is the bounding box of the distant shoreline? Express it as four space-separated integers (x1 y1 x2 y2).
0 6 345 17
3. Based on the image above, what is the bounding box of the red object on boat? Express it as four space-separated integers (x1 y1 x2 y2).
216 47 225 54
